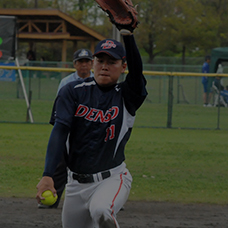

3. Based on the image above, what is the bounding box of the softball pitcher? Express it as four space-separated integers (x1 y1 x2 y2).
36 4 147 226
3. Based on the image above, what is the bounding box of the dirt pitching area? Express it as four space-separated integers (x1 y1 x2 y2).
0 197 227 227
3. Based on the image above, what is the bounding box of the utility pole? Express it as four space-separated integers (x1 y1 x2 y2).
112 25 120 42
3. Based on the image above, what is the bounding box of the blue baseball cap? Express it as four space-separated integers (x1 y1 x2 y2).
93 39 126 61
73 49 93 62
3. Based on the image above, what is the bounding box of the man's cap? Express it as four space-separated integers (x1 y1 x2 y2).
93 39 126 61
73 49 93 62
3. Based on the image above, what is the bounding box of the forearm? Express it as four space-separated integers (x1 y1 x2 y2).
43 122 70 177
123 35 142 74
123 35 146 95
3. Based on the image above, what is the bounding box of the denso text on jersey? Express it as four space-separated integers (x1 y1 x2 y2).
75 104 119 123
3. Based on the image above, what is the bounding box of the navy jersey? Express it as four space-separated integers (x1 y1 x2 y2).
46 35 147 176
54 76 145 174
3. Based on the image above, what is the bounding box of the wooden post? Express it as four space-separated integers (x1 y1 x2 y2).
90 40 95 54
62 39 67 62
73 41 77 53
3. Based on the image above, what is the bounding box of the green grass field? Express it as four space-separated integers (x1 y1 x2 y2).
1 98 228 130
1 74 228 204
0 123 228 204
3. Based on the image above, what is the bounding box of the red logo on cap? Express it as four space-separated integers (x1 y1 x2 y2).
101 40 116 49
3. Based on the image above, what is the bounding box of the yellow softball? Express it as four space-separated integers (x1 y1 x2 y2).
41 190 58 206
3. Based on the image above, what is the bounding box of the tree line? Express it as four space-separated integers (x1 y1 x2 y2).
1 0 228 63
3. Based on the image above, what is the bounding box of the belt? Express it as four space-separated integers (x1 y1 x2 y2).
72 170 111 183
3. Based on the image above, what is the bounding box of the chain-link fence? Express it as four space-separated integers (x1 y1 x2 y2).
1 60 228 129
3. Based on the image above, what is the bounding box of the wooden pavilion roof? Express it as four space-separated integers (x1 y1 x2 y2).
0 8 106 61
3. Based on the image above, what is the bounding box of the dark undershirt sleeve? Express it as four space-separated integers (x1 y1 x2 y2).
123 35 147 94
122 35 147 114
43 122 70 177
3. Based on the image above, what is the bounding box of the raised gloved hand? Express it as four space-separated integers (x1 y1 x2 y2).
95 0 139 34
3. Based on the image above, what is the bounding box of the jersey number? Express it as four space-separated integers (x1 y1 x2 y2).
105 125 115 142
